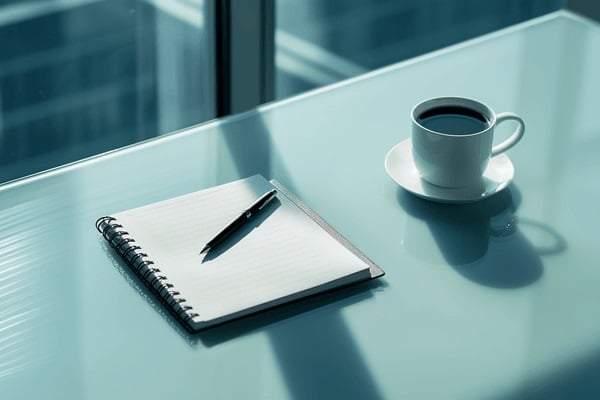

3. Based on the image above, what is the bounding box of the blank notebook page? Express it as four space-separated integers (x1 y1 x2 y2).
113 175 370 324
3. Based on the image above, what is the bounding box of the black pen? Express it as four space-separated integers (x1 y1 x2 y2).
199 189 278 255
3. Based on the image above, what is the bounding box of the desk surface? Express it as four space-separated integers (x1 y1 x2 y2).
1 11 599 400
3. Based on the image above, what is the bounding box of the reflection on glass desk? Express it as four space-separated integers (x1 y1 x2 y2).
1 11 599 400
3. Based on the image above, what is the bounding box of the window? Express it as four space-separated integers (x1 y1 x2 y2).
0 0 572 184
275 0 563 99
0 0 213 183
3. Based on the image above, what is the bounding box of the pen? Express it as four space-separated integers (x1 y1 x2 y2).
199 189 278 255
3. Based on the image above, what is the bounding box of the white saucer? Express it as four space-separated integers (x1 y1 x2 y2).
385 139 514 204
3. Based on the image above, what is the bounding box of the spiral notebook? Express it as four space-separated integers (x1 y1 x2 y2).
96 174 384 331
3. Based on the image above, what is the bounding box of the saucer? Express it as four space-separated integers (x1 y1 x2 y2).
384 139 514 203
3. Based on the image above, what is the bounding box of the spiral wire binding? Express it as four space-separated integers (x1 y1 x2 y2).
96 216 200 327
100 244 199 344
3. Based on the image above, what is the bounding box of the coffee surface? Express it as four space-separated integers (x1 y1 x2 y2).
418 106 489 135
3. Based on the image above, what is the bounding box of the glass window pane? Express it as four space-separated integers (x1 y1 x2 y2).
276 0 563 99
0 0 213 183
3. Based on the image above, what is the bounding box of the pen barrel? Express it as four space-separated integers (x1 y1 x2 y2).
207 213 248 249
201 189 277 254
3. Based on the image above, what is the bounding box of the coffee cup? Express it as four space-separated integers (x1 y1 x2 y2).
411 96 525 188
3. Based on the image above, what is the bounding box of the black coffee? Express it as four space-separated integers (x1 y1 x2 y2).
418 106 489 135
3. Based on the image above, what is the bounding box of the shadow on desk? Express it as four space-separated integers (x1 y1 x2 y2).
199 278 387 399
103 239 387 397
508 347 600 400
102 238 386 344
397 184 566 288
266 305 385 400
110 243 388 398
97 112 388 397
215 110 298 195
197 278 386 345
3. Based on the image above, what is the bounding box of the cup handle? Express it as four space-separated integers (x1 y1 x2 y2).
491 112 525 157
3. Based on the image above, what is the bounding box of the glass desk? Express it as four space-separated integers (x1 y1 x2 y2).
1 11 599 399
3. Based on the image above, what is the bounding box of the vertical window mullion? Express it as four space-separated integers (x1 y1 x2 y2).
215 0 275 117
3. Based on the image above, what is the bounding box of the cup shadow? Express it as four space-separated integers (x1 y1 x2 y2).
398 185 553 288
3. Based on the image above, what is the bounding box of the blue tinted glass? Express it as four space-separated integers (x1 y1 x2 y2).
276 0 562 98
0 0 213 183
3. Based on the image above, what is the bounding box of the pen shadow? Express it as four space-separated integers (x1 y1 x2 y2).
201 198 281 263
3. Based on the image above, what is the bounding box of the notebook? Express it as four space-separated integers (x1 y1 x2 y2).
96 174 384 331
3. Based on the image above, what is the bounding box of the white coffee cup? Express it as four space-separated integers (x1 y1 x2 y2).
411 97 525 188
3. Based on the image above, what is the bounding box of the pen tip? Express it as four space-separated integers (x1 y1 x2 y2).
199 245 210 255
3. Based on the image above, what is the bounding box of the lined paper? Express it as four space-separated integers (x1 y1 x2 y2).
113 175 371 327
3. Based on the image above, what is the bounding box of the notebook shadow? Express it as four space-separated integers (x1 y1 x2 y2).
201 198 281 263
101 238 387 349
197 278 386 346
